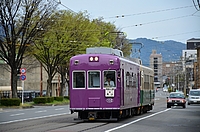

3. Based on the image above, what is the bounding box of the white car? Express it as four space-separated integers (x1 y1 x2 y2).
163 87 168 92
187 89 200 105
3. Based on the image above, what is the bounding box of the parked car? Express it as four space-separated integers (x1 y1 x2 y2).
167 92 186 108
187 89 200 105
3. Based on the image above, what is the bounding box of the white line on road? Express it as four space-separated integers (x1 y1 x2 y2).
10 113 24 116
55 108 64 111
35 110 47 113
0 113 69 125
105 108 171 132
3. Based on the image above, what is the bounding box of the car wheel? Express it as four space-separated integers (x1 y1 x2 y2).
187 102 190 105
167 105 170 108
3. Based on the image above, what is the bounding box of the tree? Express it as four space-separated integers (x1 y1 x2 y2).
32 10 102 96
32 10 125 97
0 0 58 98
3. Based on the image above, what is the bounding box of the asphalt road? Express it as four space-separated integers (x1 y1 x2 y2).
0 105 70 124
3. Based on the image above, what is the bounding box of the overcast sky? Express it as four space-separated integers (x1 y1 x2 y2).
58 0 200 44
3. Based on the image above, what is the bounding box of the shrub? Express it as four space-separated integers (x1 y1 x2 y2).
0 98 20 106
64 96 69 99
54 96 64 101
33 97 47 104
46 97 54 103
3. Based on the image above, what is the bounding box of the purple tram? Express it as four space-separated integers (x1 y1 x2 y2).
69 47 154 121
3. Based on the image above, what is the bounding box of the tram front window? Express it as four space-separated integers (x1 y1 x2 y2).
88 71 100 88
73 71 85 88
104 71 116 87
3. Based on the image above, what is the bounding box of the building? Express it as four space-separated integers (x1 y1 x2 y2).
0 58 66 97
162 61 183 91
187 38 200 88
150 50 162 88
187 38 200 49
194 46 200 88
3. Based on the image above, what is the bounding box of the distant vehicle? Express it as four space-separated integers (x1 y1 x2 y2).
163 87 168 92
187 89 200 105
167 92 186 108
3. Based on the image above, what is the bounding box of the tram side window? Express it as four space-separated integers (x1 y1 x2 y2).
73 71 85 88
104 71 116 87
132 73 137 88
88 71 100 88
125 72 131 88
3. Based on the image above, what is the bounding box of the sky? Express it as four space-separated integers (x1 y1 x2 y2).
57 0 200 44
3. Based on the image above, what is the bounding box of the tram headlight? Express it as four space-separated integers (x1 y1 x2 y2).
89 56 99 62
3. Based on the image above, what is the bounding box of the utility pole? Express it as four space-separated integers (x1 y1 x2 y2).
40 62 43 97
184 52 187 95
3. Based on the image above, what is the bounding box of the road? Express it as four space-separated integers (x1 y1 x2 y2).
0 90 199 132
0 105 70 124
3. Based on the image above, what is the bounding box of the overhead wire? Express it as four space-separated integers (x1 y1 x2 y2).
152 30 200 40
122 14 193 28
104 5 194 19
52 0 77 14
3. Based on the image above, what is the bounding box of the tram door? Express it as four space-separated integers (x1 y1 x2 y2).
120 69 124 106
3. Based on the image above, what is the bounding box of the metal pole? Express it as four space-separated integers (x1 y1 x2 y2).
178 74 179 91
40 63 43 97
184 52 187 94
22 81 24 105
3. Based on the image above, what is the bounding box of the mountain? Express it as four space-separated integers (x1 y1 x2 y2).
128 38 186 66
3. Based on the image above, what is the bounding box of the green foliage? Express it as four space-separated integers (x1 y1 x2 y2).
31 10 124 97
64 96 69 99
46 97 54 103
0 98 20 106
33 97 46 104
33 97 54 104
168 87 173 93
54 96 64 101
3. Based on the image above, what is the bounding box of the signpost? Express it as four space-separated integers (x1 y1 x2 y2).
20 68 26 105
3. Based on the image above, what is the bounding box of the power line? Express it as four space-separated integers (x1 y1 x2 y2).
53 0 77 14
152 30 200 39
122 14 193 28
104 5 194 19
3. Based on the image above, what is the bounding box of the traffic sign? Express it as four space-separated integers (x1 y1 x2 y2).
20 75 26 80
20 68 26 74
20 68 26 81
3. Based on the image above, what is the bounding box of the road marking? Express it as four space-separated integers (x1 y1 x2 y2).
0 113 69 125
55 108 64 111
105 108 171 132
35 110 47 113
10 113 24 116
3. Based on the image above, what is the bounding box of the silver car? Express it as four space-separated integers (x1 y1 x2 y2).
187 89 200 105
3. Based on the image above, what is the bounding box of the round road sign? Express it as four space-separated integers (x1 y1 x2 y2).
20 75 26 80
20 68 26 74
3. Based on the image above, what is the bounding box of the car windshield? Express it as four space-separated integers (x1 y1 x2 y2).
189 91 200 96
169 93 185 98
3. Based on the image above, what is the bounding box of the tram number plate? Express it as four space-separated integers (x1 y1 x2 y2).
89 117 95 120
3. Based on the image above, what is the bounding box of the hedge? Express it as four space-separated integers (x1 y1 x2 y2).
54 96 64 101
33 97 54 104
0 98 21 106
